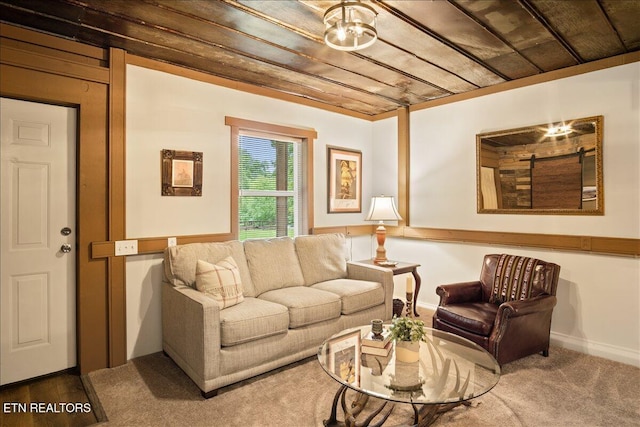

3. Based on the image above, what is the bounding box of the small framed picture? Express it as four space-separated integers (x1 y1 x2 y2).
327 146 362 213
161 149 203 196
327 330 361 386
172 159 194 188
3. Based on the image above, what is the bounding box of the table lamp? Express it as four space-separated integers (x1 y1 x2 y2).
365 195 402 264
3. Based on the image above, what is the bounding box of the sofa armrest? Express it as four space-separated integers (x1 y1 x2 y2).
436 281 483 306
161 282 221 382
347 262 395 320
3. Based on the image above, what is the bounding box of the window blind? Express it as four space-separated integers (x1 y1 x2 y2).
237 131 304 239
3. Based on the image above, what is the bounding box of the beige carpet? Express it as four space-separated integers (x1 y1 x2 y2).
86 343 640 427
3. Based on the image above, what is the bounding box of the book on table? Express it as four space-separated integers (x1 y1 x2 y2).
362 329 391 348
361 340 392 356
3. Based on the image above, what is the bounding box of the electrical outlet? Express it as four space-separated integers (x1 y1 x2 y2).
167 237 177 247
115 240 138 256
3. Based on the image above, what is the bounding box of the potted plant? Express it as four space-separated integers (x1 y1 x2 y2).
389 316 426 363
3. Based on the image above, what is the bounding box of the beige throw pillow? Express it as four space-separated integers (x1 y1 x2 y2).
195 256 244 309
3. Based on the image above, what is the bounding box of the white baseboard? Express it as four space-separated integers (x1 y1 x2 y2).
418 302 437 313
419 302 640 368
550 331 640 368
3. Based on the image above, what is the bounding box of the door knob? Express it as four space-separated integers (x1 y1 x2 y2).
61 244 72 253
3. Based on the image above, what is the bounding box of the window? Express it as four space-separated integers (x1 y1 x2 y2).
225 117 316 241
238 132 302 240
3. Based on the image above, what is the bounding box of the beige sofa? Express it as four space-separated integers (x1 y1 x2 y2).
162 233 394 397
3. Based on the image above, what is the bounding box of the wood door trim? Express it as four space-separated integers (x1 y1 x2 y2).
0 44 110 83
1 24 117 374
397 106 410 227
108 48 127 368
1 64 110 374
0 23 107 61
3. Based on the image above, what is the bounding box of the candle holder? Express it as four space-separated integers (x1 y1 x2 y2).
405 292 413 318
371 319 384 338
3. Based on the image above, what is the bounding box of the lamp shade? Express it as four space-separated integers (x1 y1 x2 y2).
365 196 402 222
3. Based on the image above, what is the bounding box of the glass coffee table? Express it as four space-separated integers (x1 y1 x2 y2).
317 325 500 426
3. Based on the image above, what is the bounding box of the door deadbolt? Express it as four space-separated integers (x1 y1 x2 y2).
61 227 72 236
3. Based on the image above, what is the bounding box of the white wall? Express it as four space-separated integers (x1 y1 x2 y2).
373 62 640 366
126 64 377 238
125 65 377 358
409 63 640 237
125 62 640 367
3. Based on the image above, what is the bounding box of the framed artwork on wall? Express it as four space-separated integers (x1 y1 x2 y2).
161 149 203 196
327 146 362 213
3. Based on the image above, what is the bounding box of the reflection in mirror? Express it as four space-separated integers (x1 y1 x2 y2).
477 116 603 215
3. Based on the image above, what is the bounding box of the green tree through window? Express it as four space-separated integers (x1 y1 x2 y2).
238 135 300 240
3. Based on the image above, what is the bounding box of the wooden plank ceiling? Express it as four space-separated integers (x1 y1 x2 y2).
1 0 639 117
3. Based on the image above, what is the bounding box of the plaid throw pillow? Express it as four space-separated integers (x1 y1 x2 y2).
195 256 244 309
490 254 540 304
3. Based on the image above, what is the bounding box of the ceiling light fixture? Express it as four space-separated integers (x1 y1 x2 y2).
545 124 573 137
324 1 378 51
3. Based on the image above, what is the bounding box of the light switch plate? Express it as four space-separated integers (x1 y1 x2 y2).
115 240 138 256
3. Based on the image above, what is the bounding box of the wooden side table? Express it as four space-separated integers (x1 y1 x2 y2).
357 259 422 317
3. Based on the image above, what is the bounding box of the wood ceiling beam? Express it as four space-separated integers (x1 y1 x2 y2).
365 37 460 96
3 0 638 117
373 0 511 81
444 0 544 74
8 0 400 114
595 0 628 53
151 2 412 107
518 0 584 64
76 0 408 108
224 0 446 102
292 0 464 93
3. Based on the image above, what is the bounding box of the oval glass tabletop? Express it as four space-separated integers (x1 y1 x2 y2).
317 325 500 405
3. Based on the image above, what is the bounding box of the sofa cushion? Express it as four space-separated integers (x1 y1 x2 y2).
295 233 348 285
243 237 305 295
311 279 384 315
219 297 289 347
164 241 256 297
259 287 341 328
195 257 244 309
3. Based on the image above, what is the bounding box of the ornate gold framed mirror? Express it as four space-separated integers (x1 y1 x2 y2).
477 116 603 215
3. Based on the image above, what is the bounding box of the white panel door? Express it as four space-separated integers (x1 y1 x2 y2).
0 98 76 385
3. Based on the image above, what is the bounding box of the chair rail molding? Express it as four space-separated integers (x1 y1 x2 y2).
312 225 640 257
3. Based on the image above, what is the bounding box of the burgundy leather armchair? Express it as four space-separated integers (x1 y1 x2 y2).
433 254 560 365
